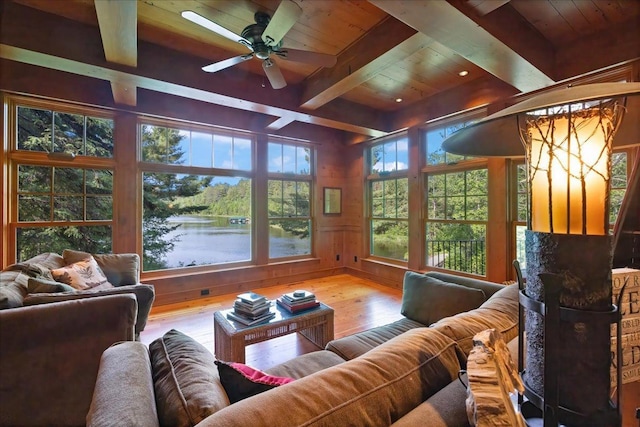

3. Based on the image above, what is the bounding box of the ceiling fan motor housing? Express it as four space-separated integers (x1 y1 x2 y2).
241 12 282 59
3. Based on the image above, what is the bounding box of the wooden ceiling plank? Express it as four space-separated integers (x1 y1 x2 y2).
300 16 424 110
369 0 555 93
94 0 137 67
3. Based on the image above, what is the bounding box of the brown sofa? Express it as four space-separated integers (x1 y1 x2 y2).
0 250 155 426
86 272 519 427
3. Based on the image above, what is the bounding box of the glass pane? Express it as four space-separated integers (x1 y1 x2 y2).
447 196 465 220
517 194 528 222
370 219 408 261
171 129 189 165
427 174 445 197
425 128 446 165
54 168 83 193
425 222 486 275
141 125 166 162
54 196 83 221
383 142 396 172
281 181 297 216
86 169 113 194
269 219 311 258
515 225 527 271
87 196 112 220
18 165 50 193
427 196 445 219
268 180 283 217
192 132 213 168
610 188 626 225
16 226 112 262
17 106 52 152
282 144 296 173
371 181 384 217
296 182 310 216
396 138 409 170
213 134 232 169
142 172 252 271
268 142 282 173
446 172 465 196
371 145 384 173
85 116 114 158
53 112 84 155
466 196 488 220
234 137 252 171
466 169 487 195
296 146 310 175
18 196 50 221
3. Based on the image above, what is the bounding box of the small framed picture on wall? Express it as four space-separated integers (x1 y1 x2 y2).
323 187 341 215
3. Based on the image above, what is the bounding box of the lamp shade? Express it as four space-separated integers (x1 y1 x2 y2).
442 82 640 157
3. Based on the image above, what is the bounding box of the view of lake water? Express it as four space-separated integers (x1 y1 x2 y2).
162 215 310 267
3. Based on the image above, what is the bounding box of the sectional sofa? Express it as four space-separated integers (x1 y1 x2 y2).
87 271 519 427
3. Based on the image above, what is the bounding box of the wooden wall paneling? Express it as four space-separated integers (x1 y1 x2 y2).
486 157 509 283
0 93 7 266
112 112 140 254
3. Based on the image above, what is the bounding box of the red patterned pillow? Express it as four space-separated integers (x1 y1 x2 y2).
215 360 294 403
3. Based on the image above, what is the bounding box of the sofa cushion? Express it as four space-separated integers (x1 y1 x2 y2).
51 256 113 290
63 249 140 286
215 360 294 403
325 317 424 360
431 284 519 361
149 329 229 427
199 328 462 427
266 350 346 379
401 271 487 326
27 277 76 294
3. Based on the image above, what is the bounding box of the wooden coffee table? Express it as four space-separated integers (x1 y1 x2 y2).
213 302 334 363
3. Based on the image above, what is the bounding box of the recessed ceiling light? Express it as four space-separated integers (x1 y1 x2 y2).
395 98 403 103
459 70 469 77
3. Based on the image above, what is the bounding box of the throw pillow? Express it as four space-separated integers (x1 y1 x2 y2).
215 360 294 403
149 329 229 427
27 277 76 294
51 256 113 291
63 249 140 286
401 271 487 326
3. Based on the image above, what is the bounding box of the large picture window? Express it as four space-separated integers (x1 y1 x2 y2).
424 118 487 276
140 122 253 271
10 101 114 261
367 136 409 261
267 141 313 259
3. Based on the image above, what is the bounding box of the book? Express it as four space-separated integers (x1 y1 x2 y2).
236 292 268 305
233 304 272 319
234 299 271 313
276 297 320 313
282 290 316 303
227 310 275 326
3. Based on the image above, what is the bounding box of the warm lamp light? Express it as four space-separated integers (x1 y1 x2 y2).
441 82 640 426
520 100 624 235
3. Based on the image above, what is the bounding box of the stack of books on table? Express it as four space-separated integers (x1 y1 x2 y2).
276 290 320 314
227 292 275 326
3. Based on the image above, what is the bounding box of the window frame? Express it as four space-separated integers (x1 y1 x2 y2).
5 95 117 262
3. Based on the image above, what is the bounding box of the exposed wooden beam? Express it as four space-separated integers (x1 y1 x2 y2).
265 116 296 131
0 44 386 138
466 0 510 16
94 0 137 67
300 16 420 110
369 0 555 93
94 0 138 106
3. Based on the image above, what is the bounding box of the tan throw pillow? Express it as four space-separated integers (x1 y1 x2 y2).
51 256 113 290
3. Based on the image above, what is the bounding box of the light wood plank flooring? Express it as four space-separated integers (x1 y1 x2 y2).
140 273 404 370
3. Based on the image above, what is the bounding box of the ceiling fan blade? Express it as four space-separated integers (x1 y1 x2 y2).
261 0 302 47
182 10 252 48
202 54 253 73
262 59 287 89
276 48 337 68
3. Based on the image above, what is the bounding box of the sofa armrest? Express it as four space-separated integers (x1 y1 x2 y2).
87 342 159 427
23 283 155 336
0 294 137 426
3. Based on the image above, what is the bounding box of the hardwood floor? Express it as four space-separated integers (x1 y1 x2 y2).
140 273 404 370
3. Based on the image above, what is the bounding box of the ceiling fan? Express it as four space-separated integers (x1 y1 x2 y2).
181 0 337 89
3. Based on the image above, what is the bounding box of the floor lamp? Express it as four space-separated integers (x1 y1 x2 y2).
443 82 640 426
